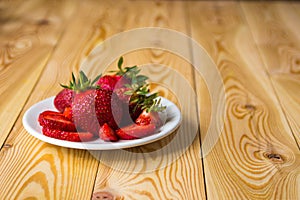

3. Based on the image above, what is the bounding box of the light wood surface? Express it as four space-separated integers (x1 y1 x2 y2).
0 1 299 199
241 1 300 146
189 1 300 199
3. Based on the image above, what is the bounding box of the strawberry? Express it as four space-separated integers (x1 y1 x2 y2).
38 110 76 131
72 88 122 134
63 107 73 121
72 90 99 134
116 124 156 140
96 58 131 92
42 127 94 142
54 88 74 112
114 87 131 102
135 110 163 128
97 75 119 91
95 89 122 129
108 57 167 126
99 123 118 141
97 75 130 102
59 71 122 134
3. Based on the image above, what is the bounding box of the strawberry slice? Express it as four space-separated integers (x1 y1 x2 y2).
135 110 163 128
116 124 156 140
99 123 118 142
63 107 73 121
42 127 94 142
38 110 76 131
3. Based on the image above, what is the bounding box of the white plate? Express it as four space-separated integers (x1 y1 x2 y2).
22 97 181 150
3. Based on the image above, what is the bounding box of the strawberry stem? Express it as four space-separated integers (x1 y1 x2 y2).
60 70 101 92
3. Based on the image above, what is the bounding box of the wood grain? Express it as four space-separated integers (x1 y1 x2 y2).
189 1 300 199
0 0 75 148
241 1 300 147
1 0 299 199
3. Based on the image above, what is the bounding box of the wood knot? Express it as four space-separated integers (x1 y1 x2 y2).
36 19 50 26
264 152 284 163
244 104 256 110
92 191 114 200
3 143 13 148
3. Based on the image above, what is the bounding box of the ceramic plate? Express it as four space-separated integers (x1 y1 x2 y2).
22 97 181 150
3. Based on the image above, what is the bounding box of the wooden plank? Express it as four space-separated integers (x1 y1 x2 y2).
88 1 206 199
189 1 300 199
0 1 111 199
0 0 75 147
241 1 300 146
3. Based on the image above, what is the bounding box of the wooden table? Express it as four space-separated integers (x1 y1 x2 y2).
0 0 299 199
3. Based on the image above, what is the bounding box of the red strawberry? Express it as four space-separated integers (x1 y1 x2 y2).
95 89 122 129
99 123 118 141
54 89 74 112
114 75 131 89
114 87 130 102
60 71 122 133
63 107 73 121
38 110 76 131
98 74 131 102
136 110 163 128
72 90 100 134
42 127 94 142
116 124 156 140
72 88 122 134
97 75 119 91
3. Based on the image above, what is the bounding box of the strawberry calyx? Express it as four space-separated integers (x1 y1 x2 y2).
60 71 101 93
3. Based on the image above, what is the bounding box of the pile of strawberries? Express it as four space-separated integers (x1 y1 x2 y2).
38 57 166 142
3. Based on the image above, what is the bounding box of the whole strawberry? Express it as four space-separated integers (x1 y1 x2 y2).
96 58 131 92
72 89 100 134
72 88 122 133
60 71 122 134
97 75 119 91
54 88 74 112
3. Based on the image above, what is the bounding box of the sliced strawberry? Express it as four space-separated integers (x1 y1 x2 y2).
99 123 118 142
63 107 73 121
135 110 163 128
116 124 156 140
38 110 59 126
42 127 94 142
38 110 76 131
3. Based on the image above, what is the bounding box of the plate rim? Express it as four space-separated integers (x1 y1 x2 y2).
22 96 182 150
